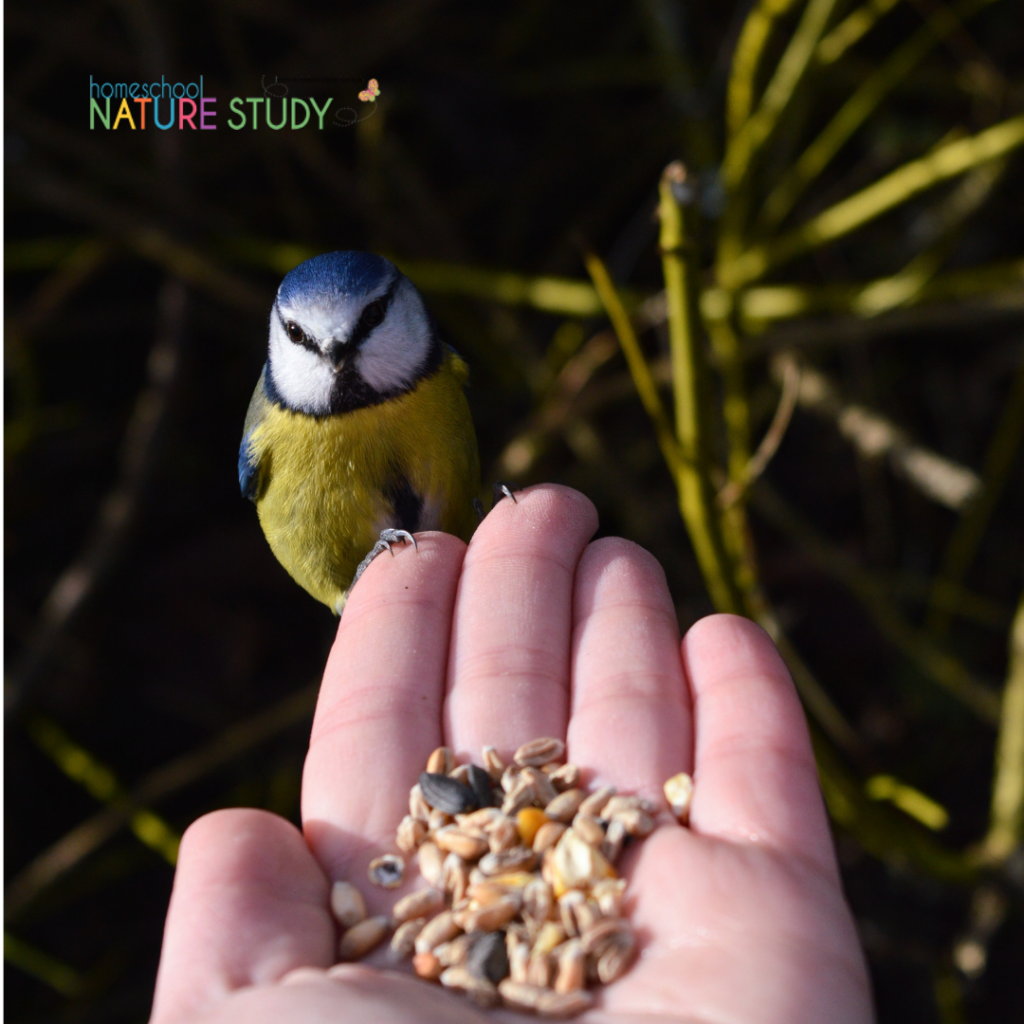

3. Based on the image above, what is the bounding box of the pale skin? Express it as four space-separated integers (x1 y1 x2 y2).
150 484 874 1024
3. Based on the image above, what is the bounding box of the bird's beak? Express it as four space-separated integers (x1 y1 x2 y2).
327 340 347 371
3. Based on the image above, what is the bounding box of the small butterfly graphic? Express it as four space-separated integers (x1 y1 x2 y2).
358 79 380 102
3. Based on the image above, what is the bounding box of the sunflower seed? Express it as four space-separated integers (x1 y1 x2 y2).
514 737 566 767
466 930 510 984
466 764 497 808
338 915 390 960
367 854 405 888
419 771 480 815
329 880 367 929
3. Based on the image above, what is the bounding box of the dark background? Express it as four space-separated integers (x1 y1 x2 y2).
5 1 1024 1021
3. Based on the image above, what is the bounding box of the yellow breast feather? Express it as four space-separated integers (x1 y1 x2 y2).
247 349 479 611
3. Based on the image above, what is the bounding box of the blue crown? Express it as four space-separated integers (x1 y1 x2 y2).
277 251 396 305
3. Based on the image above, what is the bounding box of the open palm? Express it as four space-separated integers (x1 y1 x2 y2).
150 485 872 1024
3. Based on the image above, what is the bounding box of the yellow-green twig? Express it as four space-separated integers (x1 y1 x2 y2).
4 932 83 997
723 114 1024 288
726 0 802 139
984 594 1024 861
723 0 842 193
815 0 902 65
582 251 684 481
660 164 744 614
759 0 998 232
27 718 180 866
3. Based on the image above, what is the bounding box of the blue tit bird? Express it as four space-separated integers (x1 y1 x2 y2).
239 251 480 614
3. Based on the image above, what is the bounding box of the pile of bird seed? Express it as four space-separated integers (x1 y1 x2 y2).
327 737 694 1017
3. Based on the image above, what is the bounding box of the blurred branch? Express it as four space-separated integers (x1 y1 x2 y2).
659 164 744 614
582 250 684 480
719 353 801 508
772 353 982 510
5 682 318 921
927 354 1024 636
723 0 841 193
752 480 1002 723
815 0 902 65
726 0 802 138
758 0 999 232
982 594 1024 862
26 718 180 866
723 114 1024 288
4 931 84 997
6 279 187 714
811 723 978 882
9 163 264 310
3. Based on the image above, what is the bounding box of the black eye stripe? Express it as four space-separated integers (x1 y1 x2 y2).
347 278 400 350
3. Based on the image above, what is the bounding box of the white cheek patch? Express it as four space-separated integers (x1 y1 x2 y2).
267 317 334 413
356 282 432 393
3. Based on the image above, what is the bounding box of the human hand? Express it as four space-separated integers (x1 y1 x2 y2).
150 484 873 1024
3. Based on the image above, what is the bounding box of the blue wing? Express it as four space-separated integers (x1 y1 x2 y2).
239 367 271 502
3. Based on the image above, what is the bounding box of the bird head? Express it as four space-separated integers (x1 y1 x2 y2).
266 251 437 415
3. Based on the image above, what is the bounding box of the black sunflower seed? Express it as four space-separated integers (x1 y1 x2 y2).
466 764 498 808
419 771 479 814
465 930 509 985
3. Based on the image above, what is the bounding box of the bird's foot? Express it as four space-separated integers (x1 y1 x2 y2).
350 528 418 590
474 481 519 524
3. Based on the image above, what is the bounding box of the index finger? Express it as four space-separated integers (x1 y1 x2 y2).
301 531 466 902
683 614 839 879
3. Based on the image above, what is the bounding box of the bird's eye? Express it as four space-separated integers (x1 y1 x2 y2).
285 321 306 345
362 300 386 330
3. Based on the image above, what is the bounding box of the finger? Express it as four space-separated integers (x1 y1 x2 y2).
302 531 465 897
445 484 598 764
567 538 690 803
150 809 333 1024
683 614 838 877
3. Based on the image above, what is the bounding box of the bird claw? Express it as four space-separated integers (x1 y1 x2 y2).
350 528 418 591
493 481 518 508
